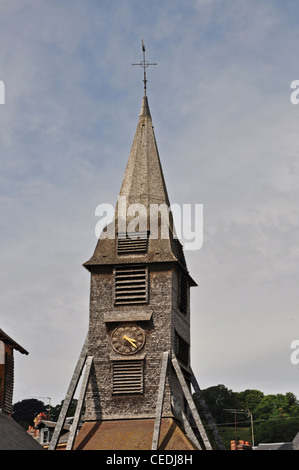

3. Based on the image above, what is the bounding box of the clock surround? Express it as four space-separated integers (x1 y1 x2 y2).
110 323 145 355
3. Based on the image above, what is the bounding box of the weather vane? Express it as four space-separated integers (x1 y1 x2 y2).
132 40 157 96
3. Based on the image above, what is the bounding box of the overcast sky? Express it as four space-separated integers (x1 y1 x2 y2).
1 0 299 408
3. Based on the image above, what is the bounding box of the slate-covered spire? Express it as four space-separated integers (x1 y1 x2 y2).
139 93 151 117
84 92 191 275
115 93 170 224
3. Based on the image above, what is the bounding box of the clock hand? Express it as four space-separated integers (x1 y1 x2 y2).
123 335 137 348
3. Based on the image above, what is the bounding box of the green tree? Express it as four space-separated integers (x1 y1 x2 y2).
12 398 46 430
235 389 264 413
50 399 78 422
254 392 299 421
255 417 299 444
195 387 299 447
195 384 242 425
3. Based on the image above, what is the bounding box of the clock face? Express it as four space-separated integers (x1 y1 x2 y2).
110 324 145 355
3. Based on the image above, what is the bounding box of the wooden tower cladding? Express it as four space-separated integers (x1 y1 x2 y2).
49 92 224 451
82 95 196 424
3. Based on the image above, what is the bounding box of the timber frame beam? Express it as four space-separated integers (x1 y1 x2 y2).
48 335 89 451
152 349 223 451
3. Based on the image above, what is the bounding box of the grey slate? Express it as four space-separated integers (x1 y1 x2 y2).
0 412 43 450
84 95 194 285
254 442 293 450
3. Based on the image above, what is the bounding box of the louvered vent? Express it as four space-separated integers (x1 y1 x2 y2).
179 274 188 314
112 360 143 394
175 332 190 366
114 265 148 305
117 231 148 255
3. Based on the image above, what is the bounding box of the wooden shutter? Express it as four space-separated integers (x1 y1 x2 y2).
179 274 188 314
175 332 190 367
117 231 148 255
112 360 144 394
114 265 148 305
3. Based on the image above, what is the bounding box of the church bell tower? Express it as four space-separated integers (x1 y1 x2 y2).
49 44 225 451
80 91 201 444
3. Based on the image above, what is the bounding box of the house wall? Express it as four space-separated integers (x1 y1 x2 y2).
0 341 14 414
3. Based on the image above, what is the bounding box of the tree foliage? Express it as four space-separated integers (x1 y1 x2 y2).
195 384 299 447
12 398 46 430
254 392 299 420
50 399 78 422
195 384 241 426
235 389 264 411
12 398 78 430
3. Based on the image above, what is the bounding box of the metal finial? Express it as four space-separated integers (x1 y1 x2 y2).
132 40 157 96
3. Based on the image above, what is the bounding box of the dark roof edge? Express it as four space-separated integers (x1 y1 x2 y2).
82 259 197 286
0 329 29 355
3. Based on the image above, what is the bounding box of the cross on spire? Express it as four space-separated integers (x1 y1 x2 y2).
132 40 157 96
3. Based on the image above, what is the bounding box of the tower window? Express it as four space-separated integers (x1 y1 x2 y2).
175 332 190 367
179 273 188 314
114 265 148 305
112 360 144 394
117 231 148 255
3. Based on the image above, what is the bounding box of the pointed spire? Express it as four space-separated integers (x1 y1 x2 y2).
84 56 193 279
139 94 151 117
84 93 181 268
116 92 170 219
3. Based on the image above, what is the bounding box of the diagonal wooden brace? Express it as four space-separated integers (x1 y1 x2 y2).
66 355 93 450
48 334 89 450
190 368 226 450
151 351 169 450
171 353 212 450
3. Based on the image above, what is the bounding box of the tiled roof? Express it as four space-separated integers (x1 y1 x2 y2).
74 417 198 450
254 442 293 450
0 412 43 450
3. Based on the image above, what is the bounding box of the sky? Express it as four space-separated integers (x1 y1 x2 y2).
0 0 299 409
